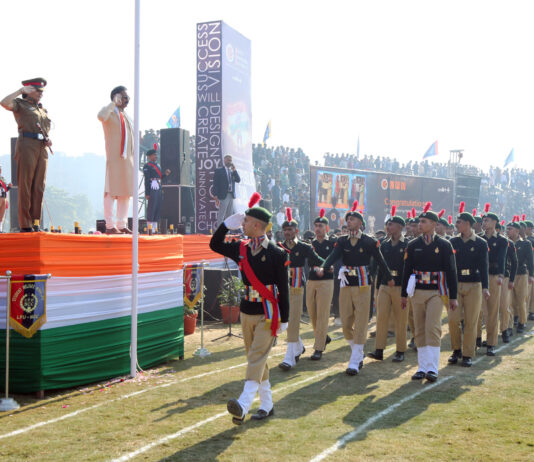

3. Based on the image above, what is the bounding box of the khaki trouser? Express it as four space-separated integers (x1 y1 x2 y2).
529 279 534 314
306 280 334 351
411 289 445 347
407 298 415 339
339 285 372 344
480 275 502 346
15 138 48 229
287 288 304 342
512 274 529 324
499 277 511 332
375 285 407 352
448 282 481 358
241 313 275 382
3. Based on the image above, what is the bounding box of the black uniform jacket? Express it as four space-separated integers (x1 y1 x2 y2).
450 232 489 290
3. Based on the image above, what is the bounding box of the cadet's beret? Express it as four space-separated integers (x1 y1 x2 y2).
418 202 439 222
345 200 364 222
387 205 405 226
245 193 272 224
22 78 47 90
524 220 534 228
481 202 499 222
282 207 298 228
314 208 329 225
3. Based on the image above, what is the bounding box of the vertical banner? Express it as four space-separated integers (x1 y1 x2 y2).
196 21 223 233
221 22 254 214
9 274 48 338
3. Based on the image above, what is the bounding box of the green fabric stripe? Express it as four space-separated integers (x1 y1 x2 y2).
0 306 184 393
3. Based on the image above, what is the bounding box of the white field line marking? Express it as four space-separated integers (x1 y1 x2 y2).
309 336 524 462
0 335 347 440
111 368 337 462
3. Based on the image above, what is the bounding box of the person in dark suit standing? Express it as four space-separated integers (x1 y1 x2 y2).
213 155 241 226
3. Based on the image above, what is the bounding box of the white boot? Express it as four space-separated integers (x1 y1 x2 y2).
417 346 428 373
427 346 441 374
236 380 259 416
280 342 298 368
347 343 364 372
258 380 273 413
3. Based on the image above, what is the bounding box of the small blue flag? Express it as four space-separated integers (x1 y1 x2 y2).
423 140 438 159
504 148 514 168
166 107 181 128
263 121 271 144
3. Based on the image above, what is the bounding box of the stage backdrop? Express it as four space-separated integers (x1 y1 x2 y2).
309 165 454 234
195 21 253 234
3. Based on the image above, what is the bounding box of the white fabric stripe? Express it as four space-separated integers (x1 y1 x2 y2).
0 270 183 330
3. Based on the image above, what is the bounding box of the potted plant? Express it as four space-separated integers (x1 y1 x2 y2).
183 303 198 336
217 276 244 324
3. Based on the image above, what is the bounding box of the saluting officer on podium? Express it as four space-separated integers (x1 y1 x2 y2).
1 78 52 232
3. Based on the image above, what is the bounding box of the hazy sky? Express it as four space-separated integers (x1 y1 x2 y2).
1 0 533 171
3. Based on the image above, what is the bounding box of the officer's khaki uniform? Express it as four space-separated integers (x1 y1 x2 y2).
512 274 529 324
306 279 334 351
481 275 502 347
449 282 481 358
499 278 512 332
11 98 51 229
241 313 275 382
375 285 407 351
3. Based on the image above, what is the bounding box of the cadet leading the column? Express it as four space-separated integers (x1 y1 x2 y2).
278 207 324 370
320 200 393 376
401 202 458 383
209 193 289 425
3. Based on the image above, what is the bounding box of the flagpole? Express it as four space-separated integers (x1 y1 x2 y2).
130 0 141 378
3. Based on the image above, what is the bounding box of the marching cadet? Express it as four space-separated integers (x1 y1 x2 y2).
401 202 458 382
506 216 534 333
319 200 393 376
368 206 408 362
523 220 534 321
473 211 483 235
447 203 489 367
436 210 450 239
1 78 52 232
306 209 336 361
479 204 508 355
209 193 289 424
406 209 421 350
499 221 517 343
278 208 324 370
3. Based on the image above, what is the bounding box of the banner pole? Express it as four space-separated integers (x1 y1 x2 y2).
0 270 19 411
194 261 210 357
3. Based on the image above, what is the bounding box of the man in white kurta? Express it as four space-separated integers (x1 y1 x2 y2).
97 86 134 234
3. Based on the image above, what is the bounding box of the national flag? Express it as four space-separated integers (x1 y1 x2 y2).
504 148 514 168
263 121 271 144
166 106 181 129
423 140 438 159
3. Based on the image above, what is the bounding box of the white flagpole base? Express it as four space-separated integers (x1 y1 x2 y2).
194 347 211 357
0 398 20 411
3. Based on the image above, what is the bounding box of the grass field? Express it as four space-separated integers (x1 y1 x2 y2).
1 315 534 462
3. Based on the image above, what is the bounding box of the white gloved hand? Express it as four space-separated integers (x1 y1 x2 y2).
276 322 288 335
338 266 349 288
224 212 245 230
150 179 160 190
407 274 416 298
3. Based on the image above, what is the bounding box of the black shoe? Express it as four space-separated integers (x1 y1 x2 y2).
425 371 438 382
502 330 510 343
346 368 358 376
324 335 331 350
411 371 426 380
514 316 519 327
227 399 245 425
295 346 306 362
392 351 405 362
369 331 377 338
486 346 496 356
462 356 472 367
448 349 462 365
250 408 274 420
528 313 534 321
310 350 323 360
476 337 482 348
408 338 416 350
517 323 525 334
278 361 292 371
508 327 514 337
481 340 488 347
367 349 383 361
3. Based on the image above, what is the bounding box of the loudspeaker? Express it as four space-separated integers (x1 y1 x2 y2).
10 137 17 186
454 175 481 212
96 219 106 233
9 187 18 231
160 128 191 186
203 268 240 321
161 185 196 233
127 217 148 233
